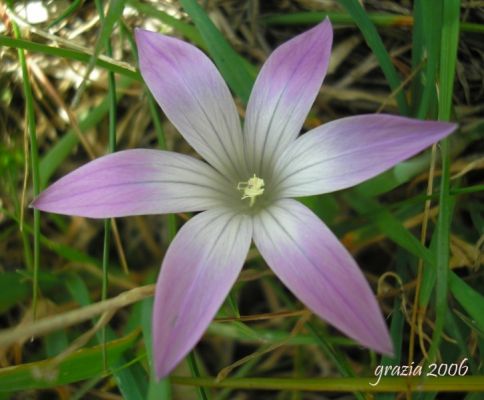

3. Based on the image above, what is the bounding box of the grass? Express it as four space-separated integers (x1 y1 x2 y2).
0 1 482 399
9 0 41 322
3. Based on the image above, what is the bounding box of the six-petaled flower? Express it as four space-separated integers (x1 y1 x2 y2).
32 19 457 378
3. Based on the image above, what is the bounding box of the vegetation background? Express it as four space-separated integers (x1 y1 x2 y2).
0 0 482 399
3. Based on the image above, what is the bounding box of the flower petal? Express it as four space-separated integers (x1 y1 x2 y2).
31 149 235 218
153 209 252 378
253 199 393 355
274 115 457 197
135 29 246 180
244 19 333 176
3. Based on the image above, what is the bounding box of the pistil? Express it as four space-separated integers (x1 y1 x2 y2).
237 174 265 207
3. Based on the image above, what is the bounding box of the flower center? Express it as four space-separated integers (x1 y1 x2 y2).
237 174 265 207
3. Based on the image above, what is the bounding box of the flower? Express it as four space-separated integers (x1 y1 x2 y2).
32 19 457 378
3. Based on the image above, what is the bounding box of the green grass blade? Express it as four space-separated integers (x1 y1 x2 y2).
44 330 69 357
4 161 33 270
345 192 435 265
73 0 126 105
66 275 148 399
427 0 460 363
452 184 484 195
264 281 363 399
262 12 483 33
410 0 424 116
10 7 41 319
0 272 32 313
141 298 172 400
338 0 409 115
179 0 254 104
127 0 204 46
187 352 210 400
94 0 120 370
356 152 433 197
416 1 442 119
2 206 113 272
263 11 413 27
376 261 406 400
449 272 484 334
305 322 365 400
418 231 440 311
207 322 353 347
169 376 484 392
438 5 460 120
444 311 477 373
99 0 126 53
0 35 140 81
47 0 84 28
0 331 139 392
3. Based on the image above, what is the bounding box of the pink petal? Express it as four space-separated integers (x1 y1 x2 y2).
253 199 393 355
135 29 246 180
274 115 457 197
31 149 234 218
244 19 333 176
153 209 252 378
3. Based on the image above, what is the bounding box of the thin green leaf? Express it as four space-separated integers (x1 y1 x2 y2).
356 153 433 197
127 0 204 46
410 0 424 116
264 280 363 398
187 352 210 400
305 322 365 400
0 331 139 392
376 262 406 400
207 322 353 347
449 272 484 334
179 0 255 104
45 331 69 357
345 192 435 265
427 0 460 363
73 0 126 105
99 0 126 52
141 298 172 400
262 12 483 33
47 0 84 28
95 0 119 370
418 235 437 309
10 8 41 319
66 275 148 400
0 272 31 312
263 12 413 27
0 35 140 81
416 1 442 119
169 375 484 392
338 0 409 114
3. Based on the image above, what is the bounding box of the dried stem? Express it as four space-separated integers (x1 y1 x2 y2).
0 284 155 348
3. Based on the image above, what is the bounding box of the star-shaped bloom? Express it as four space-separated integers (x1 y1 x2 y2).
32 19 456 378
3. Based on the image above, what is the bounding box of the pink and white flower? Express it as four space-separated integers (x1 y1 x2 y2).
32 19 456 378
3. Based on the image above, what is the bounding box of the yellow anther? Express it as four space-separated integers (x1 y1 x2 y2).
237 174 265 207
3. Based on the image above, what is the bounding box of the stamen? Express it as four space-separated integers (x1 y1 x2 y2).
237 174 265 207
